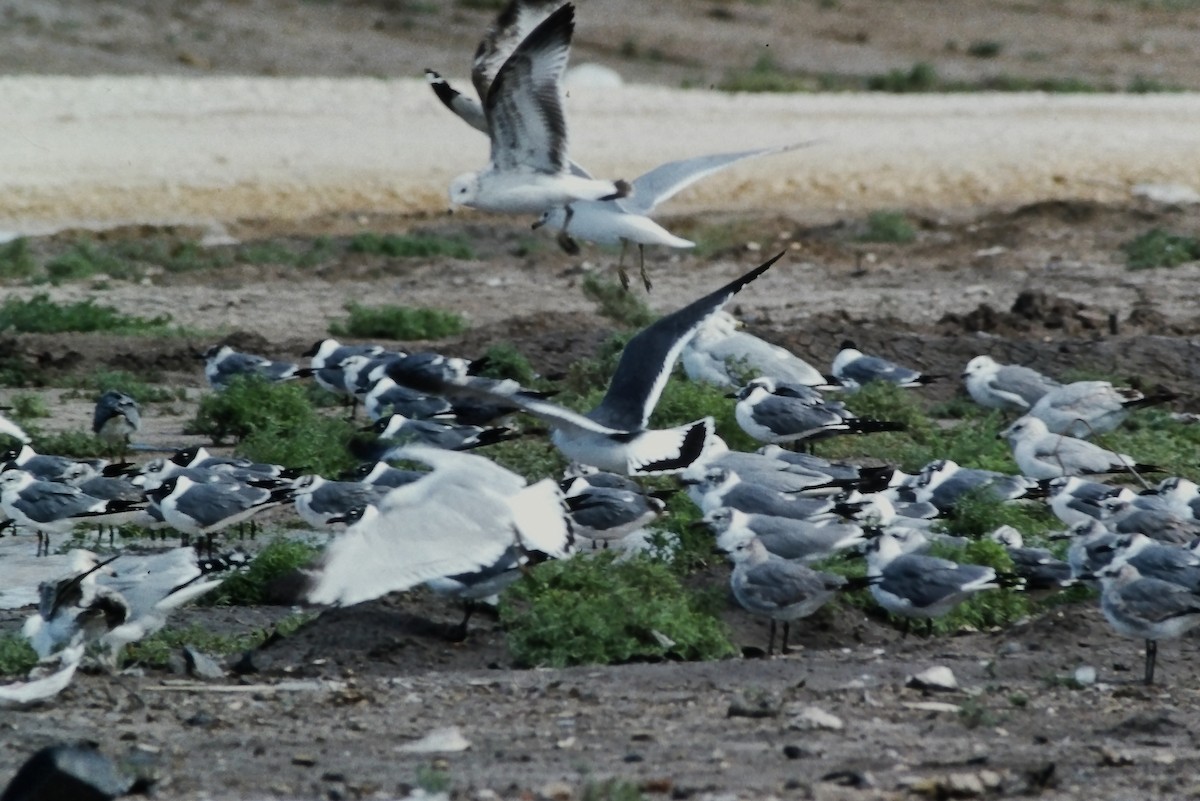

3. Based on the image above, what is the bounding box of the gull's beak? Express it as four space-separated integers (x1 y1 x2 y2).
724 391 739 399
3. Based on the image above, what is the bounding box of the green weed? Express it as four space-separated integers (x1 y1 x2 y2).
0 294 176 335
483 437 568 484
348 232 474 260
580 779 646 801
238 413 359 477
68 369 180 404
28 429 107 458
935 486 1058 541
0 238 37 282
966 40 1003 58
415 766 452 794
44 242 133 283
867 61 939 92
581 274 656 328
202 539 321 606
718 55 811 93
188 375 312 443
329 302 467 340
858 211 916 244
924 538 1031 634
1122 229 1200 270
8 393 48 419
475 342 537 385
501 552 737 667
0 634 38 676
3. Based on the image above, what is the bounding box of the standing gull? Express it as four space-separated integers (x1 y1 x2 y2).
447 4 630 216
961 355 1060 413
92 390 140 456
721 530 860 655
202 345 312 390
831 341 938 389
399 254 783 475
998 415 1162 480
732 377 904 445
1093 562 1200 685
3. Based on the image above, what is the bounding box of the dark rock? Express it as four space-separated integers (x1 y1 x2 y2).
1 743 140 801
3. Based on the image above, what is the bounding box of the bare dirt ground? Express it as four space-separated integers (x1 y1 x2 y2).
4 2 1200 800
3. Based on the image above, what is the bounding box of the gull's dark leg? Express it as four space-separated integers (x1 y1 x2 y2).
901 618 911 639
925 618 935 637
781 621 791 655
451 600 476 642
767 619 777 656
1145 639 1157 685
616 240 630 291
638 244 652 292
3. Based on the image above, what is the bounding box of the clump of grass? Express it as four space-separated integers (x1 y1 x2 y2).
858 211 916 243
718 54 811 93
501 552 737 667
475 342 537 385
0 634 38 676
581 779 646 801
69 369 180 404
44 242 133 283
0 294 176 335
202 539 321 606
349 232 474 260
29 429 107 458
966 40 1003 58
125 624 261 668
935 485 1058 541
329 302 467 340
867 61 939 92
581 274 656 328
188 375 357 474
649 374 759 452
415 766 452 794
561 333 631 397
1122 229 1200 270
483 437 568 484
1092 409 1200 478
925 538 1030 634
0 238 38 282
8 393 48 419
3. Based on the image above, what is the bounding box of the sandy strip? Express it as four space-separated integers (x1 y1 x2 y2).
1 76 1198 233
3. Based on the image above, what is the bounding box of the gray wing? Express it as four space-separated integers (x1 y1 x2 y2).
173 484 265 526
741 560 841 610
1117 578 1200 624
750 395 843 437
994 365 1060 406
1031 435 1124 473
591 253 781 430
623 143 809 216
484 3 573 174
881 554 992 608
13 483 100 522
426 69 489 133
309 482 389 516
471 0 566 101
840 354 921 386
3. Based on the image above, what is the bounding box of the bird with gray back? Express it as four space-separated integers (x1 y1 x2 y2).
1093 562 1200 684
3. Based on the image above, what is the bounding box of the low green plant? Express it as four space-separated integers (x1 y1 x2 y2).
188 375 313 443
0 294 176 335
858 211 916 244
966 40 1003 58
475 342 537 385
0 238 37 282
8 393 48 419
483 437 568 484
44 242 132 283
718 55 811 93
1122 229 1200 270
414 766 452 794
70 369 179 404
580 274 656 328
238 413 359 477
0 634 38 676
125 612 314 668
29 429 108 458
867 61 938 92
501 552 737 667
202 540 322 606
923 538 1030 634
580 779 646 801
329 302 467 340
348 232 474 260
935 486 1058 541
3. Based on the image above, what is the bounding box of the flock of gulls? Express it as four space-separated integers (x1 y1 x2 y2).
1 1 1198 734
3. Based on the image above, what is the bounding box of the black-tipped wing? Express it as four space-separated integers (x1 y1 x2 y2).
471 0 567 101
425 69 489 133
484 3 573 174
590 253 783 430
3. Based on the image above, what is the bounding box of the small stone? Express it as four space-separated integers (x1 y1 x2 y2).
787 706 844 731
945 773 985 797
184 646 225 680
1073 665 1096 686
726 688 780 718
906 666 959 692
538 780 572 801
782 744 812 760
291 754 317 767
395 726 471 754
1097 745 1135 767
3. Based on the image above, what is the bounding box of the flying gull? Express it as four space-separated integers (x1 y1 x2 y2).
447 4 630 217
396 253 783 475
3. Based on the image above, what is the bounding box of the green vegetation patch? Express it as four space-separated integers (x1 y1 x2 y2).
581 274 656 328
188 375 357 475
1122 228 1200 270
475 342 538 385
0 633 39 676
858 211 916 244
349 232 474 260
125 613 312 668
501 552 737 667
0 294 175 335
0 238 38 282
329 302 467 340
202 539 321 606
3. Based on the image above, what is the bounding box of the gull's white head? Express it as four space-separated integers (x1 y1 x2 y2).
449 173 480 208
962 355 999 380
718 528 762 564
998 415 1046 444
532 207 568 231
